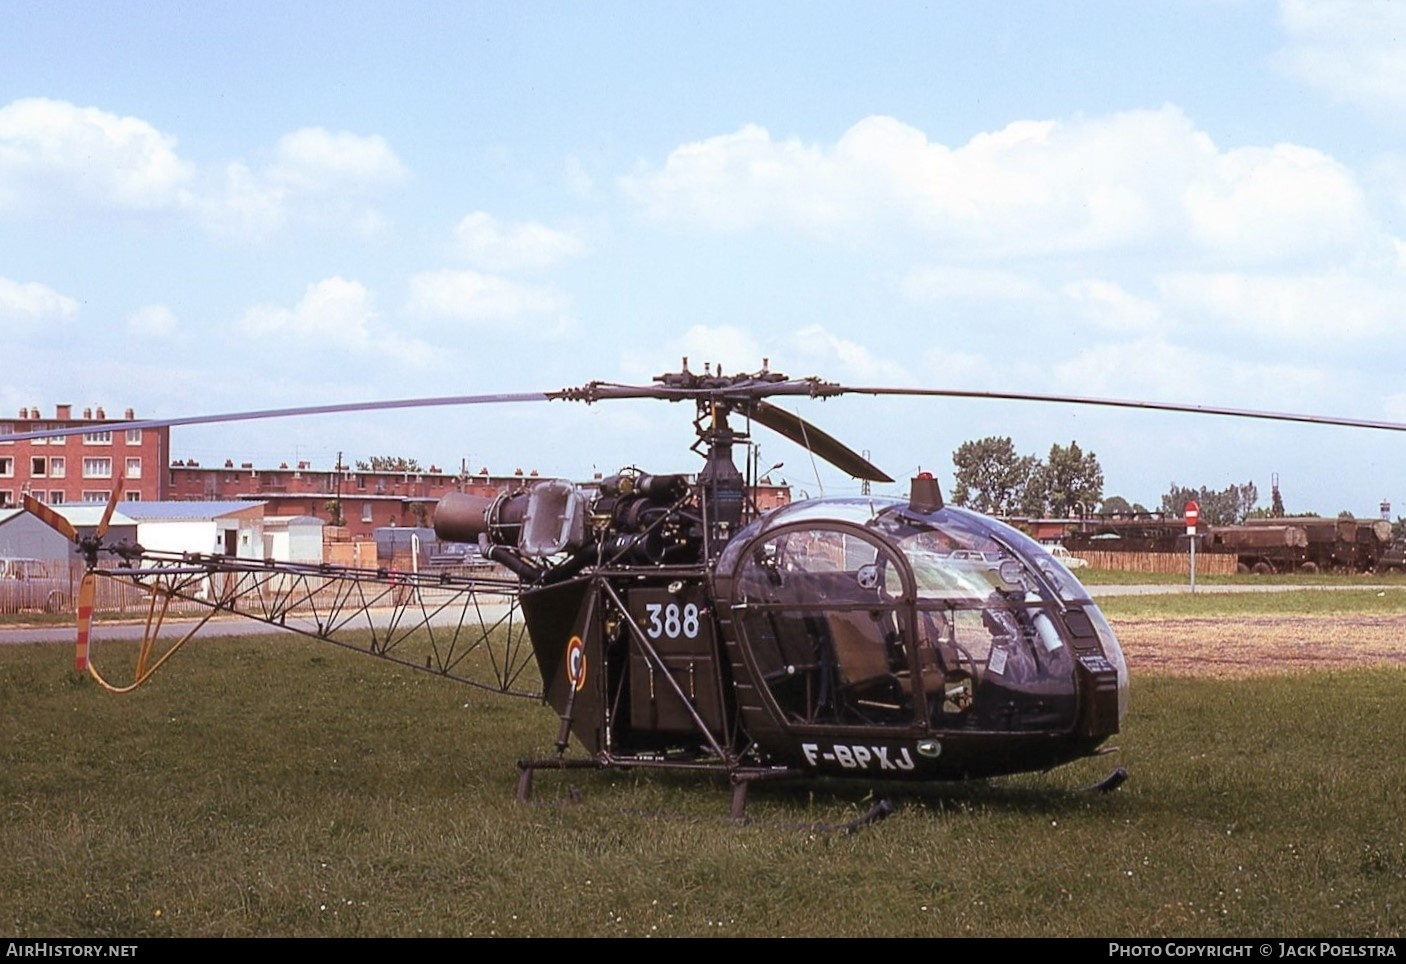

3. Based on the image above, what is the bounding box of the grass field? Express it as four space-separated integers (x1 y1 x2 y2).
2 591 1404 937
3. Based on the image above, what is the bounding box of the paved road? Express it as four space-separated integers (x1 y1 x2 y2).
3 582 1395 646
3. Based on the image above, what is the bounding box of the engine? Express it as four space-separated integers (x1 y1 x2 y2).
433 471 701 581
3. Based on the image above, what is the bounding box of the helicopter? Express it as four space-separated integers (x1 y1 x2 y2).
11 360 1401 817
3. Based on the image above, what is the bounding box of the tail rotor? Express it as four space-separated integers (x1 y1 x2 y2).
20 479 124 673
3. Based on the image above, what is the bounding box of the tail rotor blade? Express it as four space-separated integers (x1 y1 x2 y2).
21 493 78 542
74 572 95 673
96 476 125 539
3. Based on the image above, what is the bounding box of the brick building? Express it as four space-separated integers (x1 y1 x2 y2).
0 405 170 508
168 461 517 540
167 461 792 541
1 403 791 537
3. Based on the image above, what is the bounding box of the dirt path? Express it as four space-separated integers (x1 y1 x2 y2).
1111 613 1406 677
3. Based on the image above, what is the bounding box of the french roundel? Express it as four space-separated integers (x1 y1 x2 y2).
566 636 586 691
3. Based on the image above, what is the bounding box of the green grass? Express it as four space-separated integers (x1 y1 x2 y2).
1079 566 1406 587
1097 587 1406 619
2 626 1404 937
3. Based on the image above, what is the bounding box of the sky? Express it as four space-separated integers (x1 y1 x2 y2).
5 0 1406 516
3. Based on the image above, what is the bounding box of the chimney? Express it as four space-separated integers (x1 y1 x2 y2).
95 406 105 420
17 407 27 419
124 408 134 419
83 408 92 419
56 404 71 420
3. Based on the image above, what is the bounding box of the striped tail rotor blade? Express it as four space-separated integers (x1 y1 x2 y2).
22 492 78 542
74 572 95 673
96 476 125 539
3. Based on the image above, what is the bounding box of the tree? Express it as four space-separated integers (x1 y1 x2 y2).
356 455 424 473
950 437 1040 515
323 499 345 527
1035 441 1103 518
1099 495 1147 516
1160 481 1258 527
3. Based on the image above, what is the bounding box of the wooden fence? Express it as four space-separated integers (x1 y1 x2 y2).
1080 550 1237 576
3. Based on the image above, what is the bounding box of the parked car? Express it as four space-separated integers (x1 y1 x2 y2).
1048 545 1089 569
0 557 70 613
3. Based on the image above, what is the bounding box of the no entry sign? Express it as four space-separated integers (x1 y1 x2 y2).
1184 500 1200 534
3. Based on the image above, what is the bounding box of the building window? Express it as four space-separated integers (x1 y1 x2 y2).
0 490 11 507
50 456 65 478
362 502 373 523
125 429 142 444
0 423 11 444
83 431 112 445
125 491 140 502
31 457 47 477
82 490 111 503
0 457 11 477
82 457 113 479
125 457 142 479
49 490 65 504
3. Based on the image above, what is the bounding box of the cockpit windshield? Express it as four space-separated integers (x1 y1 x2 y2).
719 498 1095 736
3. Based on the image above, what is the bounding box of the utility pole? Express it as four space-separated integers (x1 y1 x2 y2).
335 450 344 527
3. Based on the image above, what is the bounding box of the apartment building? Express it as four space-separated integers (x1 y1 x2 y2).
0 405 170 508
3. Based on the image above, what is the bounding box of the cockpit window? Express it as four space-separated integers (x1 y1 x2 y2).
723 503 1085 737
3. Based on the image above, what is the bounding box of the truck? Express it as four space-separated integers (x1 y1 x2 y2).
1205 517 1392 574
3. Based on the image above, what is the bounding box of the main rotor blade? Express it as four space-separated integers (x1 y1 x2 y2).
842 386 1406 434
0 391 552 442
747 400 894 483
21 493 78 542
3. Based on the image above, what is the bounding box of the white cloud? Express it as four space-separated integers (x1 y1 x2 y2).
1275 0 1406 113
0 277 79 321
1156 271 1402 342
200 128 406 242
126 304 178 337
193 161 288 240
453 211 587 270
0 97 191 212
1059 280 1161 334
267 127 407 192
1382 392 1406 422
621 108 1368 263
240 276 431 364
902 265 1053 304
917 346 1001 388
783 325 912 383
617 325 766 383
564 155 595 196
1184 143 1364 261
1051 337 1330 408
0 99 405 241
621 325 911 385
405 269 560 321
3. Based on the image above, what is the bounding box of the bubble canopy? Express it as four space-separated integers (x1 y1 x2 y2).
716 497 1128 744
